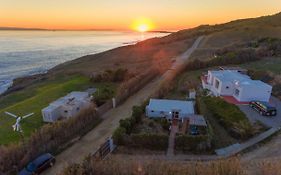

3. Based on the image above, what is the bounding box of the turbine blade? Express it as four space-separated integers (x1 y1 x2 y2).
22 113 34 119
5 112 18 118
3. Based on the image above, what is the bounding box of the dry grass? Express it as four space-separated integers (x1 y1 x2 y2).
61 155 281 175
61 156 245 175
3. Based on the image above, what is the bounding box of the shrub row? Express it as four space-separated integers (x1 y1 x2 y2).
116 68 159 105
185 49 261 71
127 133 169 150
175 135 210 152
0 106 101 174
91 68 130 82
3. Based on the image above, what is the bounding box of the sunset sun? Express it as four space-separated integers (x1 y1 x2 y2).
132 18 154 32
137 24 149 32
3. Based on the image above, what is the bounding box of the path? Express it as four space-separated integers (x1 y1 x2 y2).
166 122 178 157
43 36 205 175
215 127 280 157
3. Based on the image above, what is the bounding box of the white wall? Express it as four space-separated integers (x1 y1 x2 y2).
42 106 61 122
146 107 172 119
145 107 190 119
237 85 272 102
219 81 234 96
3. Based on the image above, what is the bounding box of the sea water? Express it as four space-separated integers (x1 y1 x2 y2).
0 30 168 94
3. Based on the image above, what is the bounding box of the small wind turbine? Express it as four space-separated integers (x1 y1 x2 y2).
4 111 34 132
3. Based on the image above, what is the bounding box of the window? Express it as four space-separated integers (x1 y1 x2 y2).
77 107 80 111
64 110 68 113
226 86 229 89
234 89 240 97
151 110 154 113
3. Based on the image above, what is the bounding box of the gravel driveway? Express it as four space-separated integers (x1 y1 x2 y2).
238 96 281 128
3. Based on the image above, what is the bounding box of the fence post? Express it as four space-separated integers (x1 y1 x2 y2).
112 98 116 108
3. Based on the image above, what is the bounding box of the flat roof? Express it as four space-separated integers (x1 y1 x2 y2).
189 115 207 126
210 70 271 88
43 91 90 111
147 99 194 114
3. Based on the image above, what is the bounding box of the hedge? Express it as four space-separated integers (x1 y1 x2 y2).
113 104 169 150
175 135 210 152
127 133 169 150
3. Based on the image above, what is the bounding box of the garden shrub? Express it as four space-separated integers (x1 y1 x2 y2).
128 133 169 150
112 127 126 145
175 135 210 152
119 118 133 134
159 118 170 131
132 106 143 124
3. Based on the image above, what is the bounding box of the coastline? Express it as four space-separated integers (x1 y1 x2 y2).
0 31 169 96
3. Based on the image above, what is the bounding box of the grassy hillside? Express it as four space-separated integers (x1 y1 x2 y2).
0 75 116 145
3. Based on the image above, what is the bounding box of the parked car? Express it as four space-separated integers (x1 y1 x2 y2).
249 101 277 116
190 125 199 135
19 153 55 175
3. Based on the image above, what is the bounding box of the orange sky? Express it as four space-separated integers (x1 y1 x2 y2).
0 0 280 31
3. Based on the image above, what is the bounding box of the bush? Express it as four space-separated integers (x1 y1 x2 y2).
112 127 126 145
91 68 130 83
159 118 170 131
128 133 169 150
248 70 274 83
119 118 133 134
131 106 143 123
175 135 210 152
93 87 115 106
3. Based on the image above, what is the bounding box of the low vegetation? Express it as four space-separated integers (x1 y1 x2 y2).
200 96 253 140
175 135 210 153
113 104 169 151
91 68 132 83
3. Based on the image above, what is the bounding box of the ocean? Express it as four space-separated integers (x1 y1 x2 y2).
0 30 168 94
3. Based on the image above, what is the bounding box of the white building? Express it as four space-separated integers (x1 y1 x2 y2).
146 99 195 120
202 70 272 102
42 91 93 122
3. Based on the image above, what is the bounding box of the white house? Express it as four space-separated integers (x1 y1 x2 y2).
42 91 93 122
146 99 194 120
202 70 272 102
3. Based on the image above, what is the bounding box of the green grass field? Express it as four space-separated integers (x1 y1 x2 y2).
0 75 117 145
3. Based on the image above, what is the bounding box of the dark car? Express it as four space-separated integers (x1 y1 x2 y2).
250 101 277 116
19 153 55 175
190 125 199 135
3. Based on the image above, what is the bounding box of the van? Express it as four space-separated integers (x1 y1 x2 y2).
250 101 277 116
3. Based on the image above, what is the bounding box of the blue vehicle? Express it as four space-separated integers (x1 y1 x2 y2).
19 153 55 175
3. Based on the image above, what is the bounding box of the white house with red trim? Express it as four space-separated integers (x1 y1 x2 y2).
202 70 272 102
